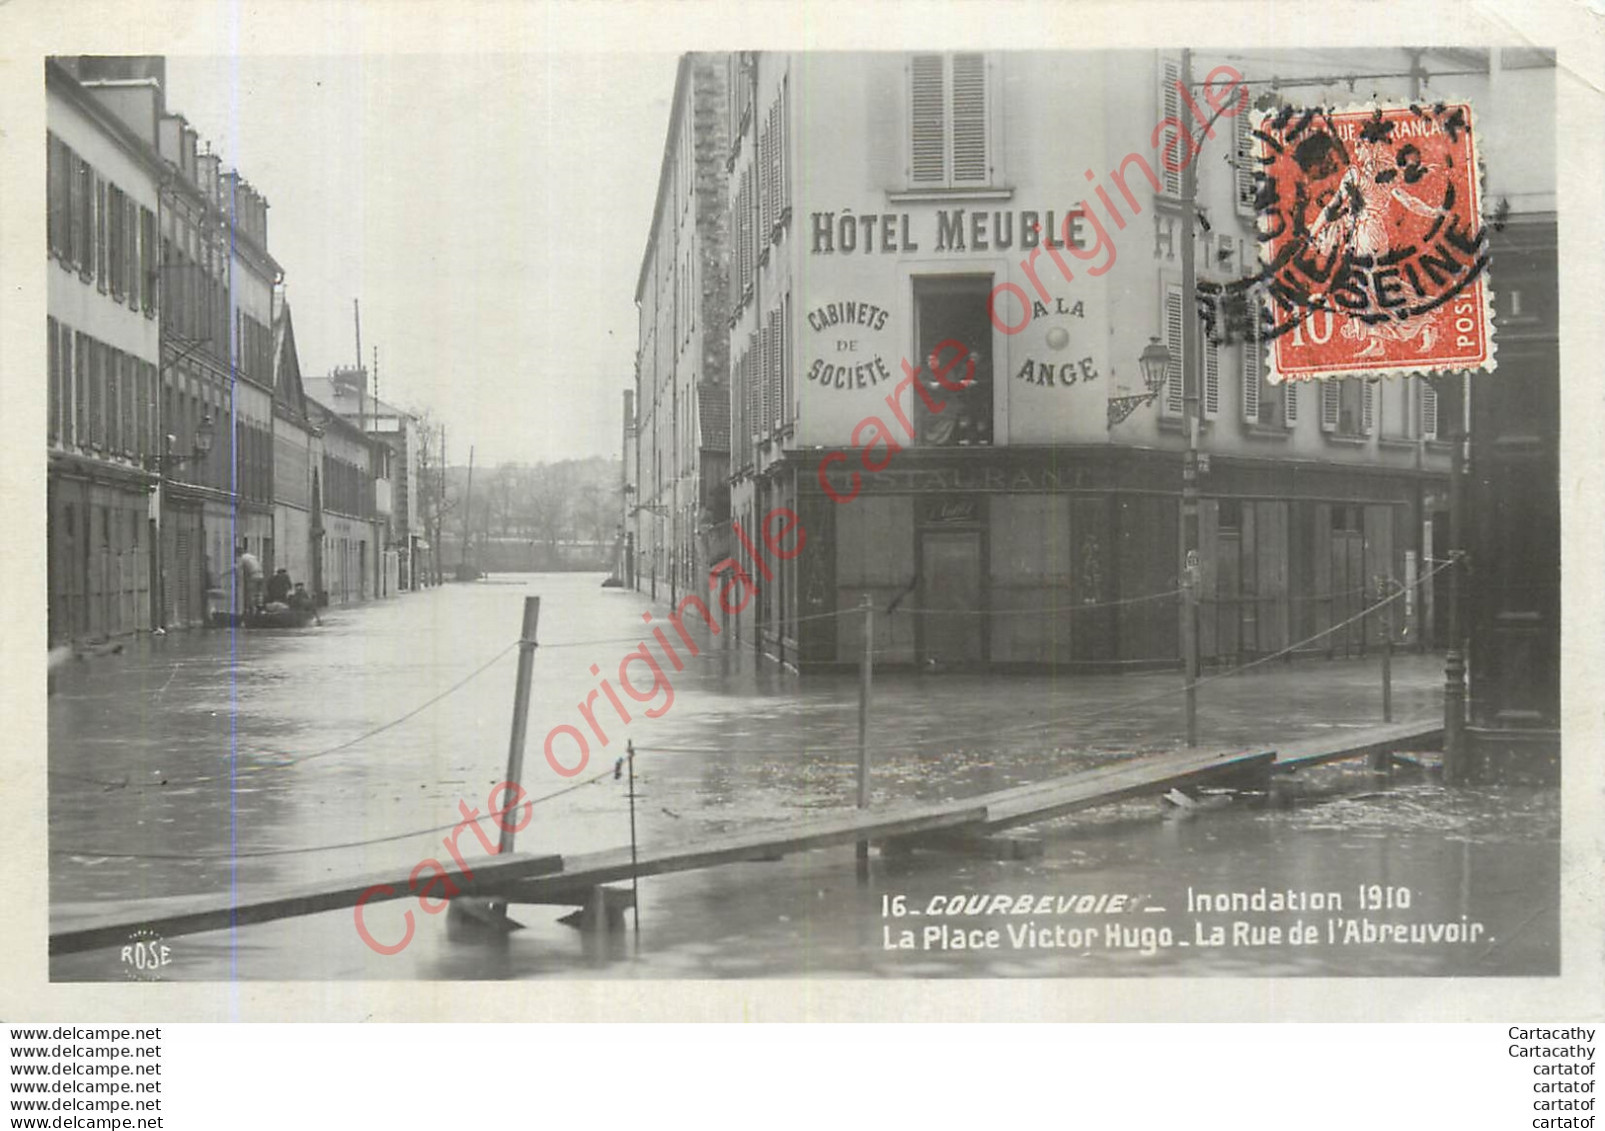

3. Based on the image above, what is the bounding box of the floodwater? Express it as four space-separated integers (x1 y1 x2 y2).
48 574 1559 981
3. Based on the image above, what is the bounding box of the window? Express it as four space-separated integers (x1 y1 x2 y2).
47 318 58 443
74 332 88 446
74 155 93 273
88 340 103 449
1240 318 1296 428
1419 379 1439 440
1233 110 1258 216
912 275 993 446
47 135 71 260
96 177 110 291
908 53 992 188
106 350 121 455
1157 55 1183 197
1320 378 1374 438
1163 281 1218 419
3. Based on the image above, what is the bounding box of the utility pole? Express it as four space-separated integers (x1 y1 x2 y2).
1178 46 1202 749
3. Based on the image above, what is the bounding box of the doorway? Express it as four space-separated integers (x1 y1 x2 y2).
918 530 983 665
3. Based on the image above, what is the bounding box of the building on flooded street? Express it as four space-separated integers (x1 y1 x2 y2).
632 53 731 607
685 48 1556 699
45 57 164 643
45 55 400 637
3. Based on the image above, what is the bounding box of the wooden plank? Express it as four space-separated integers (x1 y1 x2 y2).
50 850 565 956
488 802 989 904
980 749 1277 831
1275 720 1442 770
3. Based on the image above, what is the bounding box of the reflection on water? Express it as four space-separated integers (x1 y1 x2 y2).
49 575 1558 980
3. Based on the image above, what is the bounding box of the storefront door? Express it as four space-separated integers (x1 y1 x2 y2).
918 530 983 666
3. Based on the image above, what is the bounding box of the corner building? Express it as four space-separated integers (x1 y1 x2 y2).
724 50 1558 673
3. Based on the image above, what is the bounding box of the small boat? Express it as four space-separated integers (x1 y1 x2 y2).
247 601 318 630
211 602 318 629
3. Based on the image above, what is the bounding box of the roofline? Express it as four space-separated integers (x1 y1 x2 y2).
635 53 695 305
46 57 283 277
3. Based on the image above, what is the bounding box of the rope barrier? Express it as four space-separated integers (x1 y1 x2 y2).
49 758 624 861
50 639 522 795
52 557 1462 853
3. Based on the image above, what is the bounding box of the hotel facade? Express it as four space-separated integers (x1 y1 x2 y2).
708 49 1553 677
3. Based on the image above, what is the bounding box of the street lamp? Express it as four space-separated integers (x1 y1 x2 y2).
1108 337 1175 428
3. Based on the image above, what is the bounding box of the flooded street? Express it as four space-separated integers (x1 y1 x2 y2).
49 574 1559 980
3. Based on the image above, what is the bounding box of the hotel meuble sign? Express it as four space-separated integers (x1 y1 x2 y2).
804 207 1097 394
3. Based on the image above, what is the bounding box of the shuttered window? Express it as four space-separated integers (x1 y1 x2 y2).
1321 380 1340 433
779 74 792 214
74 332 88 447
1163 282 1184 416
1420 379 1438 439
910 55 945 185
1240 322 1260 422
1233 109 1257 215
951 54 987 183
759 104 774 243
1158 55 1183 197
1361 380 1375 435
908 53 991 188
1283 380 1298 426
74 156 93 273
47 318 59 443
1203 333 1220 419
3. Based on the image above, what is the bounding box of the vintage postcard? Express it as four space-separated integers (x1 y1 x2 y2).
0 0 1599 1025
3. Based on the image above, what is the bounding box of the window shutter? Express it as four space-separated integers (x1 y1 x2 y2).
1420 380 1438 439
747 331 761 450
782 291 793 423
1164 283 1184 415
47 136 60 256
1362 380 1375 434
951 53 988 183
1158 56 1182 196
780 75 792 212
126 195 139 306
1203 335 1220 418
909 55 945 184
1320 380 1339 432
1233 110 1257 215
1284 380 1298 426
96 177 109 291
121 352 135 456
759 108 773 243
89 341 103 448
74 333 87 447
48 317 59 443
1240 330 1260 422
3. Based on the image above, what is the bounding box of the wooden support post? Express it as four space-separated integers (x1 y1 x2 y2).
451 596 539 934
499 596 541 856
1381 579 1394 724
626 739 641 944
856 594 873 882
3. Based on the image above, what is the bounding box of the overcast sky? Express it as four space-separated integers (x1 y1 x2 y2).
163 54 680 467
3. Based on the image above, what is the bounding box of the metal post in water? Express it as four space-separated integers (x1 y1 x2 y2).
1381 577 1394 724
856 594 873 882
627 739 641 944
498 596 541 857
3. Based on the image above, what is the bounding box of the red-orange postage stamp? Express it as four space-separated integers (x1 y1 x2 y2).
1251 102 1494 382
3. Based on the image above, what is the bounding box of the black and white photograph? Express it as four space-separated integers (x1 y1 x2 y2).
33 37 1568 987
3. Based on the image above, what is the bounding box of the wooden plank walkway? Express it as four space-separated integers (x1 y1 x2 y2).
48 850 564 957
48 719 1442 955
490 801 989 905
1273 719 1441 770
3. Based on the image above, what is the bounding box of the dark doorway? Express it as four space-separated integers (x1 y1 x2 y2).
919 530 983 665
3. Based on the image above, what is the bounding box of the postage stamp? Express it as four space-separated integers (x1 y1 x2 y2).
1250 102 1495 382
